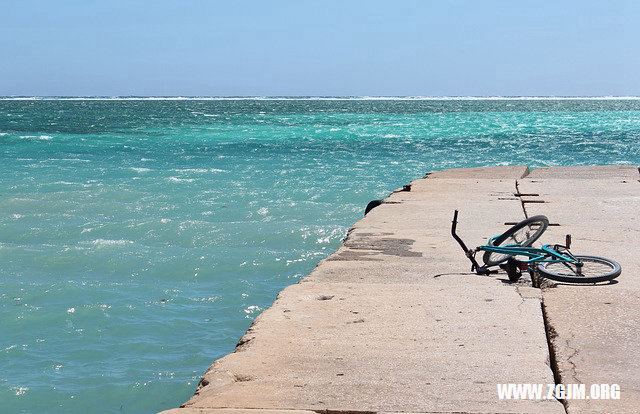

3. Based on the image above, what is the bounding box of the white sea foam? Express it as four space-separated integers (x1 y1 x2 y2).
131 167 152 173
188 296 220 302
172 168 207 173
243 305 262 314
88 239 133 246
190 110 219 116
10 386 28 396
168 176 194 183
3 96 640 101
171 168 227 173
47 158 91 162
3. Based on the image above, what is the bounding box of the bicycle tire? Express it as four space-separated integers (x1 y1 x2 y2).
537 255 621 284
482 215 549 266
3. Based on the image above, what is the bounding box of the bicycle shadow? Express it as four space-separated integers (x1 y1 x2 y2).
497 276 619 287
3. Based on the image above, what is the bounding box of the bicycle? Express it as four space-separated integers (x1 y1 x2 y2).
450 210 621 284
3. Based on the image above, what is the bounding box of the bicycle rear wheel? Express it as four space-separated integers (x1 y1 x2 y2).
482 215 549 266
537 255 621 283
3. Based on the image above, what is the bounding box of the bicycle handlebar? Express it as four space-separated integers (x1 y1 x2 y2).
451 210 469 254
451 210 493 275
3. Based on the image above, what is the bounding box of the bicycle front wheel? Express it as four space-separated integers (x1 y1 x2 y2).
537 255 621 284
482 215 549 266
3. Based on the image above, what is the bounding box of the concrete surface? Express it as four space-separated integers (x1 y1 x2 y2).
519 166 640 414
162 165 638 414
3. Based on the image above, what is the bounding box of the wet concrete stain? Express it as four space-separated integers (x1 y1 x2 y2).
328 233 422 261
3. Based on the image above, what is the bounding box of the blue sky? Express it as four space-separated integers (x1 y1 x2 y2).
2 0 639 96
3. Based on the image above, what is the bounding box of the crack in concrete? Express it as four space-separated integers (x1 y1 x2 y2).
540 301 567 411
514 179 529 219
563 338 581 384
513 286 528 313
518 180 567 413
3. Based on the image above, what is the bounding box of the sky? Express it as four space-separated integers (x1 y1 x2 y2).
2 0 639 97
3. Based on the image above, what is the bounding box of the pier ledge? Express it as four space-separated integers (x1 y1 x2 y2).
162 165 640 414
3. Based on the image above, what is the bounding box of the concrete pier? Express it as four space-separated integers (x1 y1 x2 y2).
162 166 639 414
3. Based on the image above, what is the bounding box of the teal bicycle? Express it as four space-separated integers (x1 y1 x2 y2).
451 210 621 284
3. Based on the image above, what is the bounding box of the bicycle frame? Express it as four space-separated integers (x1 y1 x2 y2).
451 210 580 275
479 243 579 265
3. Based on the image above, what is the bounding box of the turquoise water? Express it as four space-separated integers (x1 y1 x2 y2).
1 98 639 413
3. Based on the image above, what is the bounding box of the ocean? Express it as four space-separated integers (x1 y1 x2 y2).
1 98 639 413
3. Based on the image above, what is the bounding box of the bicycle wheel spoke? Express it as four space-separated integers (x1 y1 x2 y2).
482 216 549 266
560 261 578 275
541 257 617 278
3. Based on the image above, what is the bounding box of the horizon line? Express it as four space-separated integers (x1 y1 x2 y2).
2 95 640 101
